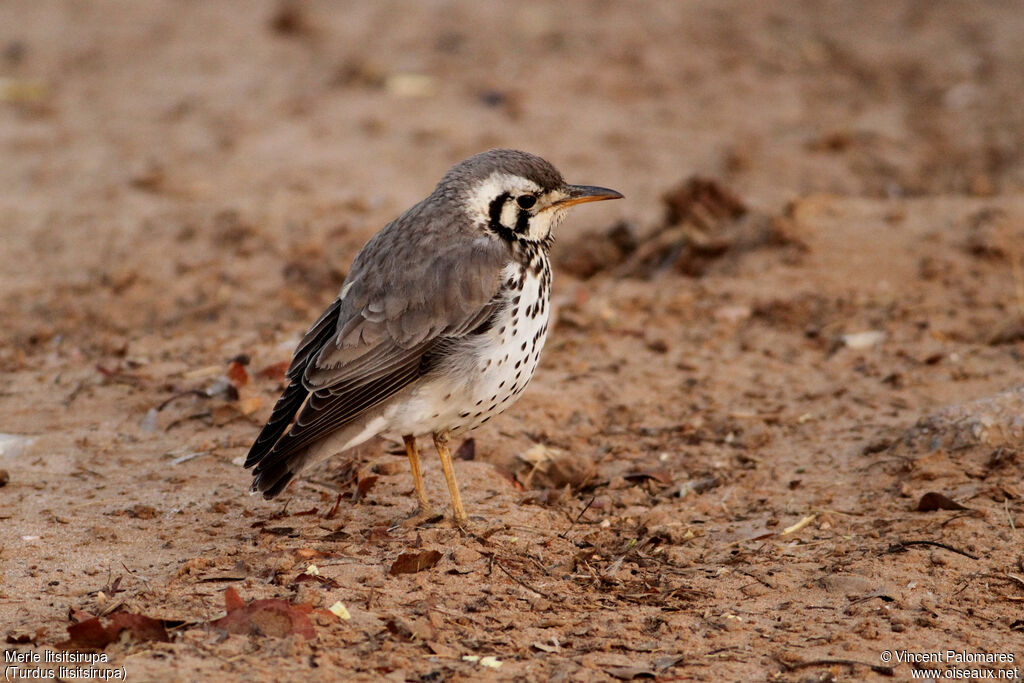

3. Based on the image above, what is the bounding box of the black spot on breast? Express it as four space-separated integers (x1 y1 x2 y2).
498 381 505 388
520 341 527 351
459 411 470 418
512 295 520 305
514 360 521 369
475 399 483 406
482 416 492 423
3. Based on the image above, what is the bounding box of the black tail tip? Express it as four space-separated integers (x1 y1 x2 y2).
251 469 295 500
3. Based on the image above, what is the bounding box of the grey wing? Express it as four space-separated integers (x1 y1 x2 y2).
247 215 509 497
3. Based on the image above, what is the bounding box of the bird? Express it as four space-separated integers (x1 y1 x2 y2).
244 149 622 526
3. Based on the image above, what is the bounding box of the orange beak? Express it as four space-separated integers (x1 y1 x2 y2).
550 184 624 209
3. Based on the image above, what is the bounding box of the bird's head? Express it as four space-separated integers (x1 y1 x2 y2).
436 149 622 244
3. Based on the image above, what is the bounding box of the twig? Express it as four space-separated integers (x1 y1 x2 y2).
975 572 1024 591
63 380 87 406
157 389 207 412
885 539 978 560
559 495 596 538
120 561 152 592
170 451 210 466
324 491 344 520
775 657 894 677
493 558 555 600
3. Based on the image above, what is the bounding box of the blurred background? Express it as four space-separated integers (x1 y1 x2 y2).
3 3 1024 678
3 0 1024 346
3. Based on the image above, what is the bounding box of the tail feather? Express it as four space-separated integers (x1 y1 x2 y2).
245 297 344 497
249 416 385 498
250 451 307 499
243 380 308 470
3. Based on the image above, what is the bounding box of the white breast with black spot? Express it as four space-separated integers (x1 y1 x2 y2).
448 260 551 434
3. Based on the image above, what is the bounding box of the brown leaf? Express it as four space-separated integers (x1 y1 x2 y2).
198 570 248 583
539 453 596 490
354 474 378 502
224 586 246 611
319 528 351 542
65 618 114 649
292 572 341 588
236 395 263 416
604 665 657 680
6 628 45 645
623 469 674 486
257 360 289 382
455 438 476 461
389 550 443 576
916 492 969 512
107 613 170 643
69 608 96 623
211 587 317 640
427 640 458 657
63 613 168 650
663 176 747 227
226 360 249 388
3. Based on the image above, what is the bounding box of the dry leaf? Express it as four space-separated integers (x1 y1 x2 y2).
455 438 476 461
604 666 656 680
916 492 969 511
211 587 317 640
236 395 263 416
292 572 341 589
63 613 169 649
623 469 673 486
389 550 443 576
257 360 289 382
226 360 249 388
354 474 379 502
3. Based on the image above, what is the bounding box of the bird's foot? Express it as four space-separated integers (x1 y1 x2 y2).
450 513 471 534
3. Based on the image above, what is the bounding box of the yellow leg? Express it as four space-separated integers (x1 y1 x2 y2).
433 430 468 527
403 435 433 514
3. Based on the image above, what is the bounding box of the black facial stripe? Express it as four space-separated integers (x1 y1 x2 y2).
487 191 526 244
488 192 510 231
514 207 530 234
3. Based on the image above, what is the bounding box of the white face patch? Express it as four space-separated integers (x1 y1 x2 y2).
465 171 560 241
465 171 541 221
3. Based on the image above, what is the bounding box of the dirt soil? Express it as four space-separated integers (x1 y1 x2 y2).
3 1 1024 681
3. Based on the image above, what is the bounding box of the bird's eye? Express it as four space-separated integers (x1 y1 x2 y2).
516 195 537 209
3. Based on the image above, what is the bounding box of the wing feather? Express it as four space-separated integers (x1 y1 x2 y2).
247 200 511 497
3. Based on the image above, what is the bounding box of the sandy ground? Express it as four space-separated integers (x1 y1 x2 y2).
2 1 1024 680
